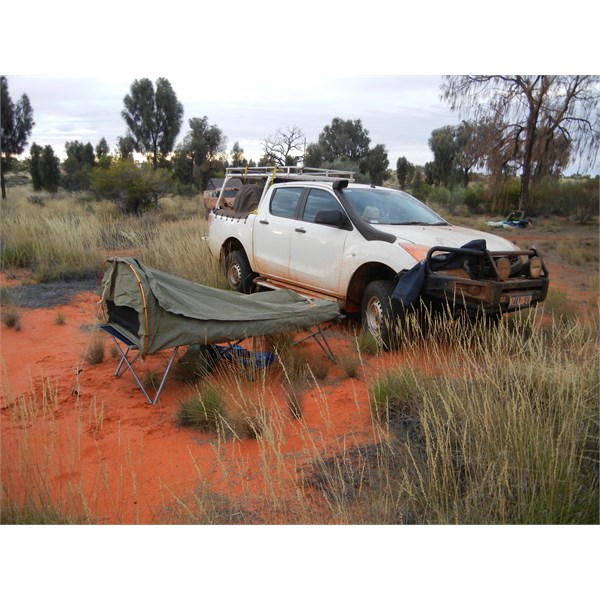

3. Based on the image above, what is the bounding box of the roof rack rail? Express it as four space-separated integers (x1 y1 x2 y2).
224 165 355 182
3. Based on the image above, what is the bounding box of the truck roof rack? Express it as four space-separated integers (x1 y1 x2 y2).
211 166 355 213
224 165 355 183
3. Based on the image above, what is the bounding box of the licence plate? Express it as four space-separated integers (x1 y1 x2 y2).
509 294 532 308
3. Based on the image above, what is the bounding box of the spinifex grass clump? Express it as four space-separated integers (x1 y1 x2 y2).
177 385 225 432
1 304 22 330
1 286 22 329
370 368 432 444
337 352 361 378
355 330 381 356
1 191 106 281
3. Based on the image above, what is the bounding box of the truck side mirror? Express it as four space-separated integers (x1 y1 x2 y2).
314 209 350 229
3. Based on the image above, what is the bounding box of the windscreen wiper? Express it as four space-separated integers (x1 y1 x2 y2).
397 221 447 226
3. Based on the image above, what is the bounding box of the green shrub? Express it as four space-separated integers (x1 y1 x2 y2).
489 177 521 214
559 177 600 223
463 183 487 213
90 160 174 215
428 186 451 207
530 175 562 215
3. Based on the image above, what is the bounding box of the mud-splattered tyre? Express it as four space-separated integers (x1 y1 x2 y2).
224 249 255 293
361 280 402 349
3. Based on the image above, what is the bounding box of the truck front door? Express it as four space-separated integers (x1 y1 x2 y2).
289 188 350 296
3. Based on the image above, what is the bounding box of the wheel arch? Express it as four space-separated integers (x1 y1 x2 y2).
220 237 249 265
345 262 398 313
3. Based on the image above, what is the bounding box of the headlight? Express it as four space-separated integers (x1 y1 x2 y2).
528 256 542 278
495 257 511 281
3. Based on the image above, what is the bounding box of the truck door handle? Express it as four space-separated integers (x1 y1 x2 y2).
294 227 306 233
259 219 269 225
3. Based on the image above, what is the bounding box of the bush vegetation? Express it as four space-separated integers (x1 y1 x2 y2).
407 173 598 221
90 161 174 215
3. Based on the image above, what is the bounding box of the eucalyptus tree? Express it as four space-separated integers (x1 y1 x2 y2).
30 143 60 193
454 120 489 188
230 141 247 167
1 75 34 199
303 142 324 168
318 117 371 163
117 135 136 160
441 75 600 212
361 143 389 185
173 116 227 189
429 125 458 187
396 156 415 190
95 137 110 159
63 141 96 190
262 125 305 166
121 77 184 168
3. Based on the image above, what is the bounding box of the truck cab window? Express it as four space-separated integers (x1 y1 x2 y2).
270 187 303 219
302 188 343 223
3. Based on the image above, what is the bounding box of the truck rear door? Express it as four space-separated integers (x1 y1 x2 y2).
253 186 304 280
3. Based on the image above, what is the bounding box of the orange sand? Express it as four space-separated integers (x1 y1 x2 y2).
1 291 382 523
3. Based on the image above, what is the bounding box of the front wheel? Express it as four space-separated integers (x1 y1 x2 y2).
361 280 402 349
224 249 256 293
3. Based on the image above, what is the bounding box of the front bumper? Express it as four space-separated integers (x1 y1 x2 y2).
421 245 549 316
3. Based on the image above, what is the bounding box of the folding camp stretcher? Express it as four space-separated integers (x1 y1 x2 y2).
96 257 341 405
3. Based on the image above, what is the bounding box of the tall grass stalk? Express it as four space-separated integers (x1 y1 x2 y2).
1 190 220 285
132 218 225 287
361 312 599 524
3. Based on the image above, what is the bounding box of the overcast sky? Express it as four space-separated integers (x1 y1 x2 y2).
5 74 456 167
3 1 598 174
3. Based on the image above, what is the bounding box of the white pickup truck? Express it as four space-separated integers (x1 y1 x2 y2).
207 167 549 345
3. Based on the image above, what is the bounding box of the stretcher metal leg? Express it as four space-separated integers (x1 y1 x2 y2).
291 322 337 363
111 342 179 405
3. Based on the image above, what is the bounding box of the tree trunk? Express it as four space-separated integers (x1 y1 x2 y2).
1 168 6 200
519 163 531 213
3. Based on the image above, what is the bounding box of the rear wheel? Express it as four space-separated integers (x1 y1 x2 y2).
224 249 255 293
361 280 402 349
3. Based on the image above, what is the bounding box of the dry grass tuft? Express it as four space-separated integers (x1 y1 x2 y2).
85 331 105 365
